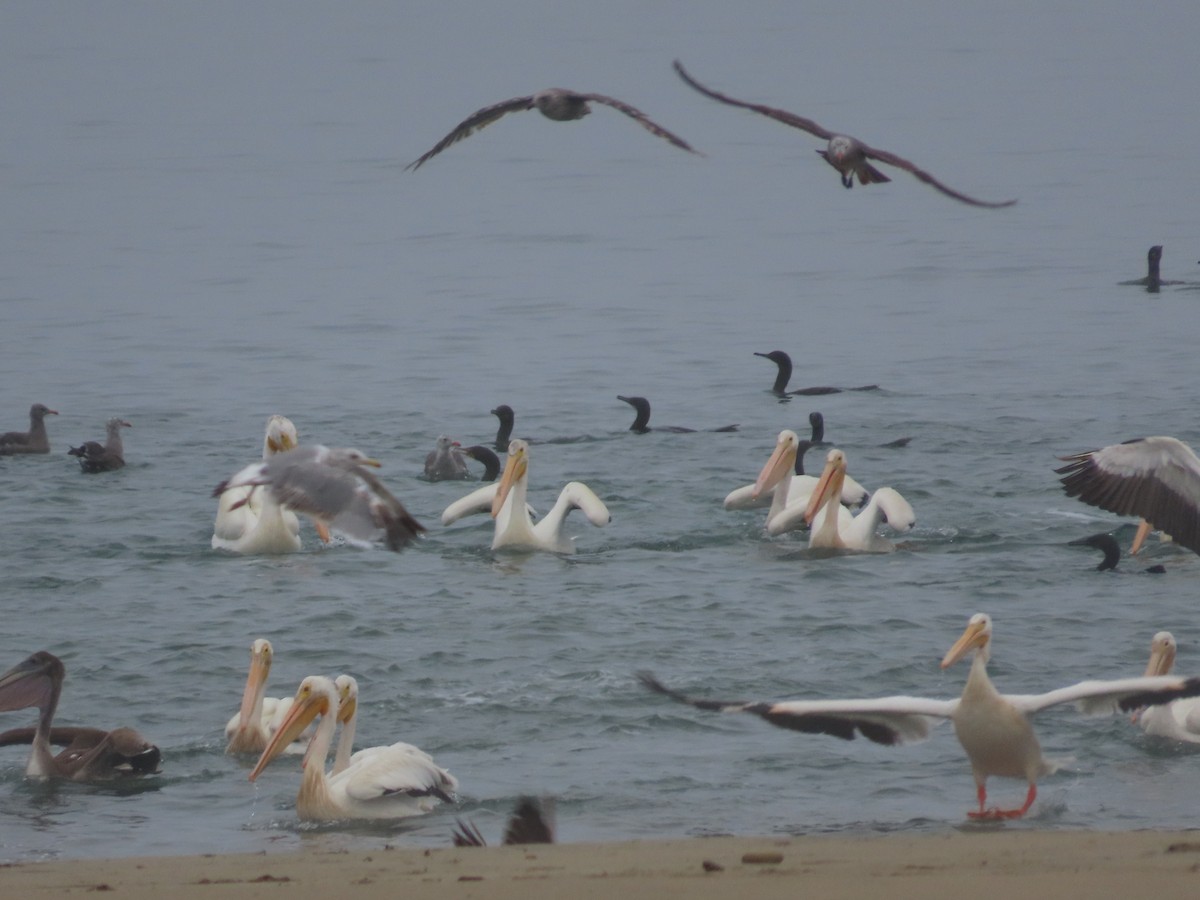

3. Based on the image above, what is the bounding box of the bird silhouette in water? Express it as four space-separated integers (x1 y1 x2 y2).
1069 532 1165 574
755 351 879 397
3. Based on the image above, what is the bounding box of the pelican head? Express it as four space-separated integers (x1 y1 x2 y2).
248 675 336 781
265 415 299 455
0 650 63 713
940 613 992 668
493 439 529 517
753 430 799 499
803 448 847 525
1143 631 1177 677
335 674 359 725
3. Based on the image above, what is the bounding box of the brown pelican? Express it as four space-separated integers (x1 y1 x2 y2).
452 796 556 847
441 439 610 553
212 415 303 554
0 403 58 455
1057 436 1200 556
405 88 700 170
249 675 457 821
639 613 1200 819
0 651 160 780
425 435 471 481
674 61 1016 208
68 417 131 472
213 446 425 552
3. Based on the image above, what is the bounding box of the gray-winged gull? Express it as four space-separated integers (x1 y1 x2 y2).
405 87 700 170
213 445 425 552
674 60 1016 208
68 417 131 472
0 403 58 455
424 435 470 481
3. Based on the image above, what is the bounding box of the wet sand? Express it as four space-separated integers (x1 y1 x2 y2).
6 831 1200 899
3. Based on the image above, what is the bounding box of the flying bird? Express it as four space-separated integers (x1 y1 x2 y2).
674 60 1016 208
406 87 700 170
639 613 1200 819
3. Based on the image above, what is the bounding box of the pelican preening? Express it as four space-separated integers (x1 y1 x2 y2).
754 351 879 397
1057 436 1200 556
674 60 1016 208
452 796 557 847
224 639 307 755
723 430 868 519
213 445 425 552
249 675 457 821
617 395 738 434
0 651 161 780
441 439 610 553
786 448 914 551
425 435 471 481
212 415 303 554
68 417 131 472
405 87 700 171
1137 632 1200 743
0 403 58 455
640 613 1200 819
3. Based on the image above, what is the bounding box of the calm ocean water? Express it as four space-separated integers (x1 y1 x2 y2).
2 2 1199 863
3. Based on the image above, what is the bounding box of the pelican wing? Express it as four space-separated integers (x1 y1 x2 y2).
578 93 699 154
1057 436 1200 554
405 95 536 171
442 484 500 525
338 744 457 803
1007 674 1200 716
556 481 610 528
638 672 955 746
859 144 1017 208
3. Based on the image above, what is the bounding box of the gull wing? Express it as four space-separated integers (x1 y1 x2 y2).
405 95 536 171
673 60 834 140
578 93 700 154
859 143 1017 208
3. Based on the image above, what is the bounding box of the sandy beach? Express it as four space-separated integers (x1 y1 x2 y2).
6 831 1200 899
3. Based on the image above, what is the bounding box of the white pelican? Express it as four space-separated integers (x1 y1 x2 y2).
224 639 307 755
0 403 58 454
1136 632 1200 743
0 651 161 780
214 446 425 552
674 61 1016 208
328 674 445 782
68 417 131 473
723 430 868 518
640 613 1200 819
1057 436 1200 556
441 439 610 553
405 88 699 171
776 447 914 550
213 415 303 554
249 675 458 821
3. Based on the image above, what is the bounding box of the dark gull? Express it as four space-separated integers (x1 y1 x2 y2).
674 60 1016 208
0 403 58 455
424 435 471 481
405 87 700 170
213 445 424 552
68 417 131 472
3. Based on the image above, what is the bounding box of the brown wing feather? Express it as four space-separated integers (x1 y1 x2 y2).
673 60 835 140
406 95 536 171
860 144 1016 208
578 93 700 154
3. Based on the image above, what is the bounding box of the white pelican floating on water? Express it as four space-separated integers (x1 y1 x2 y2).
224 639 307 755
212 416 303 554
1057 436 1200 556
769 447 913 550
441 439 610 553
723 430 868 520
640 613 1200 819
1136 632 1200 743
249 675 458 821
